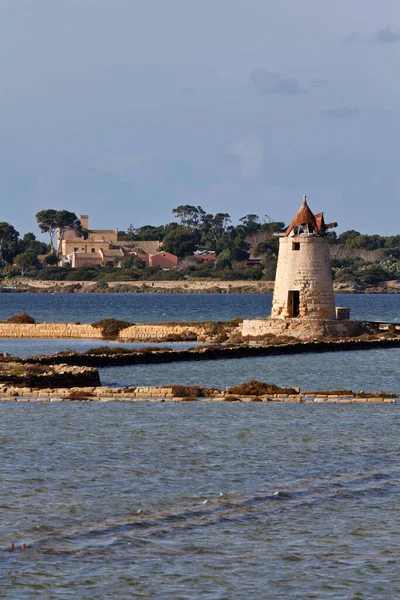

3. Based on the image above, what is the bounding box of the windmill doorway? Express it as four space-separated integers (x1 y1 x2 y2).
288 290 300 317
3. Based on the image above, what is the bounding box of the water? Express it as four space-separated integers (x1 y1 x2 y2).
0 338 398 393
99 347 400 394
0 339 199 358
1 403 400 599
0 292 399 323
1 293 400 598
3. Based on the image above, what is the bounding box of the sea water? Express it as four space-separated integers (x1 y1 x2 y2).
1 293 400 598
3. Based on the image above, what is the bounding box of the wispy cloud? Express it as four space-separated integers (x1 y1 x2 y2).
250 68 305 96
228 133 264 178
377 26 400 44
346 26 400 44
321 107 360 118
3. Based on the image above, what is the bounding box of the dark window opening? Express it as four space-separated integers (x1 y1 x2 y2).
292 242 300 251
91 248 95 253
288 290 300 318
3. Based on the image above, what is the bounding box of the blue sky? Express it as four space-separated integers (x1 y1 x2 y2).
0 0 399 236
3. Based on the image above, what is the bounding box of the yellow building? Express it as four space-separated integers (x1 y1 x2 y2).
59 215 120 267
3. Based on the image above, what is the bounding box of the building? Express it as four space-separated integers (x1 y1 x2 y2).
241 195 358 339
59 215 178 270
60 215 118 259
271 195 337 320
148 251 178 269
192 251 216 265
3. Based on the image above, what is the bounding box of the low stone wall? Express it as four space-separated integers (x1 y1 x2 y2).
241 318 364 340
0 364 100 388
0 385 397 403
0 322 207 341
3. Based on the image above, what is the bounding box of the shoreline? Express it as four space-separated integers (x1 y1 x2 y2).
2 279 400 294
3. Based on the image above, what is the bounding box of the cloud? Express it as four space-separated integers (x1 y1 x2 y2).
310 78 328 86
95 154 146 179
346 26 400 44
321 106 360 118
250 68 305 96
228 133 264 178
377 26 400 44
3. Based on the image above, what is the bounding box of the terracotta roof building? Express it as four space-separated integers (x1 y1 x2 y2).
271 195 337 320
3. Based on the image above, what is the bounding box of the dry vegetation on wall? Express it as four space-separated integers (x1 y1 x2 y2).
170 384 217 398
91 318 133 339
7 312 36 324
227 380 297 396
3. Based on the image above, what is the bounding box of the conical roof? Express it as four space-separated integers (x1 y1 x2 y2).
285 195 318 237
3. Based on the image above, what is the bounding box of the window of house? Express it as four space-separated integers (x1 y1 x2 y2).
74 247 78 252
292 242 300 251
91 248 95 253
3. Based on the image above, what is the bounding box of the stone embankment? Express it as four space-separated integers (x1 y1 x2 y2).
19 336 400 368
0 364 100 388
0 385 397 404
0 322 209 341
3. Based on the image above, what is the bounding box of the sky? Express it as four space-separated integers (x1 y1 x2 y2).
0 0 399 237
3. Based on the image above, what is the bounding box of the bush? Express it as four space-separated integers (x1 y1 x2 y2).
170 385 213 398
91 318 133 339
359 265 388 284
35 267 69 281
65 266 101 281
7 312 36 324
44 253 59 266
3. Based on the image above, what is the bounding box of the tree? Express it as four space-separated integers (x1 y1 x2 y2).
215 249 232 270
259 221 286 234
121 255 146 269
239 214 260 235
44 253 59 266
15 251 40 275
36 209 59 253
172 205 206 229
55 210 80 254
36 209 78 255
161 225 200 258
18 232 48 256
200 213 231 248
0 222 19 265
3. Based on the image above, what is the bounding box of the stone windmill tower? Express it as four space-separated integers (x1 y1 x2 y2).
271 195 337 320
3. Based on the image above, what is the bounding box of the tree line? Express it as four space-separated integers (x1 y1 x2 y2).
0 204 400 283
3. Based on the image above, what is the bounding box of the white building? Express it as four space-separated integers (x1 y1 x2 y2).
271 195 337 320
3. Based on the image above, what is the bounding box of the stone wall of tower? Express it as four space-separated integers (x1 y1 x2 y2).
271 235 336 320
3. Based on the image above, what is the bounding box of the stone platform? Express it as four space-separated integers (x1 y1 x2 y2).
241 318 364 340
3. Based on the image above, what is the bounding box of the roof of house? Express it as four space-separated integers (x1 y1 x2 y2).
120 241 162 255
149 251 177 259
68 252 102 259
100 249 124 257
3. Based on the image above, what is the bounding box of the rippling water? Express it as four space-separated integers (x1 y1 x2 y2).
2 403 400 599
0 292 399 323
1 293 400 598
99 347 400 394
